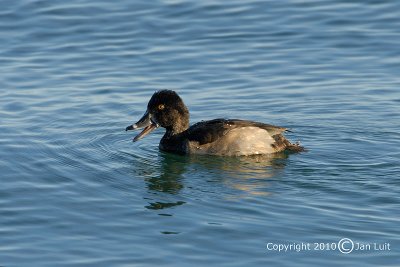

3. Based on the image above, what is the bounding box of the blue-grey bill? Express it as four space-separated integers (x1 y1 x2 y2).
132 123 157 142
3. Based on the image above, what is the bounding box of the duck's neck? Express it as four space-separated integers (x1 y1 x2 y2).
163 113 189 139
166 119 189 138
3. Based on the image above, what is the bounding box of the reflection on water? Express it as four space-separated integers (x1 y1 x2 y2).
220 154 288 197
143 153 188 210
141 152 289 210
145 200 186 210
146 153 187 194
188 153 288 197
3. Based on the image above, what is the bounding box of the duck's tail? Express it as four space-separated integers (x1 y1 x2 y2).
286 141 305 153
273 134 305 153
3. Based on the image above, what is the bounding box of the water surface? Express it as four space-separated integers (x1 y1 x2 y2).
1 0 400 266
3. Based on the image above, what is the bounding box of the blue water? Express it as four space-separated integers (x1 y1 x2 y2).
1 0 400 266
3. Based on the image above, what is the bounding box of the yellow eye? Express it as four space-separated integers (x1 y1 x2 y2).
158 104 165 110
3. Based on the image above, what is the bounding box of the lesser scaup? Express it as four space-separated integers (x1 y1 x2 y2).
126 90 304 156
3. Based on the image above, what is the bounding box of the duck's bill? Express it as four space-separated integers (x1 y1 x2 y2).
131 123 157 142
125 110 158 142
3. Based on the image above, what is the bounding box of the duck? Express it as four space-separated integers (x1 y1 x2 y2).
126 90 304 156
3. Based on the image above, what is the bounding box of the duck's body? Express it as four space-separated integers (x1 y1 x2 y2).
126 90 303 156
160 119 301 156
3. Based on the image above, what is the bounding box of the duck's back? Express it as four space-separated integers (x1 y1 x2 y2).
184 119 302 156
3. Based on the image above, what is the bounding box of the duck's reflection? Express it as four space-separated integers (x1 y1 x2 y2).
143 152 289 210
188 153 287 197
143 153 188 210
145 200 185 210
146 153 187 194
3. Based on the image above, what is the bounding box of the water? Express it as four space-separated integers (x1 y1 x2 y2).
1 0 399 266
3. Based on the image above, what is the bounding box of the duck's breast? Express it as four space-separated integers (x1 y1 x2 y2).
188 126 277 156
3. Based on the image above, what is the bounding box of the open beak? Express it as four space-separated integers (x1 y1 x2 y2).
126 110 159 142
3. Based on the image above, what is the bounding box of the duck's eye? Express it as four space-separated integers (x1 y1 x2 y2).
158 104 165 110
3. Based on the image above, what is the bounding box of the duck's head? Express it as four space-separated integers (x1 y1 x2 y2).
126 90 189 142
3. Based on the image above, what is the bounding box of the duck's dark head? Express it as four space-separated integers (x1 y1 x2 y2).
126 90 189 142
